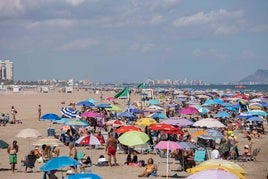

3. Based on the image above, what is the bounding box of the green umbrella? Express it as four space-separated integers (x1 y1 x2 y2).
0 139 9 149
118 131 149 147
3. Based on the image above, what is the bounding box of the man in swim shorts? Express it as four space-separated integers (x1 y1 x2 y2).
106 132 118 167
7 140 19 173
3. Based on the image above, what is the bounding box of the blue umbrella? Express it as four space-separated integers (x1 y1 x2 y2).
118 111 135 118
214 111 230 118
60 107 77 118
149 99 160 105
96 103 112 108
246 116 264 122
55 118 70 124
41 113 61 121
150 113 167 119
40 156 81 171
77 100 94 107
238 113 253 119
64 119 89 127
67 173 102 179
87 98 98 104
178 142 196 149
247 110 267 116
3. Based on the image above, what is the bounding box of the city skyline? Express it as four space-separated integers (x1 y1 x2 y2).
1 1 268 83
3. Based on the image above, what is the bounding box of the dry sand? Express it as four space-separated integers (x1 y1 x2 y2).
0 89 267 179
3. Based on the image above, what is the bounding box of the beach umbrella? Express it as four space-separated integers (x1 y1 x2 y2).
178 107 199 115
118 131 149 147
106 96 114 102
54 118 70 124
60 107 77 118
155 140 183 178
193 118 226 128
76 100 95 107
116 125 141 135
198 107 210 114
161 117 194 127
238 113 253 119
136 118 158 126
0 139 9 149
106 105 122 112
193 129 208 137
246 116 264 122
81 111 99 118
149 99 160 105
149 113 167 119
40 156 81 171
186 169 238 179
187 159 246 179
214 111 230 118
148 105 164 111
32 137 64 147
106 119 124 127
96 103 112 109
67 173 102 179
178 142 196 149
64 119 89 127
16 128 42 139
247 110 267 116
75 134 101 146
149 123 184 135
87 98 98 104
118 111 135 118
41 113 61 121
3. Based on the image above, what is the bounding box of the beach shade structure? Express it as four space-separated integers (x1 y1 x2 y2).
16 128 42 139
136 118 158 127
238 113 253 119
231 93 250 100
118 131 149 147
155 140 183 179
178 107 199 115
116 125 142 135
87 98 98 104
64 119 89 127
118 111 135 118
214 111 231 118
106 105 122 112
193 130 208 137
149 112 167 119
198 107 210 114
247 110 267 116
55 118 70 124
178 142 197 149
193 118 226 128
67 173 102 179
149 123 184 135
106 96 114 102
40 156 81 171
186 159 246 179
60 107 77 118
224 106 238 112
125 107 143 114
76 100 95 107
106 119 124 127
186 169 239 179
199 129 224 140
32 137 64 147
96 103 112 109
75 134 101 146
148 105 164 111
0 139 9 149
246 116 264 122
248 103 263 110
41 113 61 121
149 99 160 105
161 117 194 127
81 111 99 118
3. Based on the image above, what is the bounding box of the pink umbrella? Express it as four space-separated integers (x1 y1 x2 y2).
161 117 194 127
81 111 99 118
106 120 124 127
75 134 101 146
178 107 199 115
186 169 238 179
106 96 114 101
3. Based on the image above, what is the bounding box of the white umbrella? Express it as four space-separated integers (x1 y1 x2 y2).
193 118 226 128
16 128 42 139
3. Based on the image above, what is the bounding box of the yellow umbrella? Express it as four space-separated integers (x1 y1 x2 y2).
187 159 246 179
248 105 262 110
135 118 158 126
106 105 122 111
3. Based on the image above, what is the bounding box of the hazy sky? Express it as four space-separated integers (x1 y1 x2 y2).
1 0 268 83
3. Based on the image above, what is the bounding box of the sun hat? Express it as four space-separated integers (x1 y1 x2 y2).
244 145 249 148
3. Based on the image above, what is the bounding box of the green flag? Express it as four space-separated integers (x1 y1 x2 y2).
114 87 129 99
137 83 145 89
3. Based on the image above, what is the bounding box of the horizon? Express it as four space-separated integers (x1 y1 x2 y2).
1 1 268 83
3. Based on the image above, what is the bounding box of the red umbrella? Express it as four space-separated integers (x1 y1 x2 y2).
106 119 124 127
178 107 199 115
116 125 141 135
75 134 102 146
231 93 249 100
149 124 184 135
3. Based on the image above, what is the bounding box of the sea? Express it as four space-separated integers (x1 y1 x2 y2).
150 84 268 93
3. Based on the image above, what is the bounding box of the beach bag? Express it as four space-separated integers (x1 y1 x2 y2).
37 157 44 163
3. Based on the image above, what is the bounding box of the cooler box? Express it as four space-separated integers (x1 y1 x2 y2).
47 127 55 136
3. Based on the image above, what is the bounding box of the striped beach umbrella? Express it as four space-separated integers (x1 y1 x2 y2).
60 107 77 118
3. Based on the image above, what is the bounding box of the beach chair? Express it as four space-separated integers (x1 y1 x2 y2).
21 154 37 172
194 149 206 163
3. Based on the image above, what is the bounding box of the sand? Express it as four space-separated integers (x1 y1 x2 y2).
0 89 267 179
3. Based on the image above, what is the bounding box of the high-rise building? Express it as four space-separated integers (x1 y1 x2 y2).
0 60 13 81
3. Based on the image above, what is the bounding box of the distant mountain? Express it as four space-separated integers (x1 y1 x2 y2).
239 69 268 83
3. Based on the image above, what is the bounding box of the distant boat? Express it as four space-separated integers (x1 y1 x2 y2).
235 85 246 89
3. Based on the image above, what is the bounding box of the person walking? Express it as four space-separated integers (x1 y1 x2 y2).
105 132 118 167
38 104 42 121
7 140 19 173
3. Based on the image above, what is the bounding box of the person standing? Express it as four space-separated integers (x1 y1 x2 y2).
106 132 118 167
68 143 78 173
7 140 19 173
10 106 17 124
38 104 42 121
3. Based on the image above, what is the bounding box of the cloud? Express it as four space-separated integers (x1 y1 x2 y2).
250 24 268 32
173 9 244 35
65 0 85 6
59 38 99 51
192 48 227 60
0 0 24 17
27 18 78 29
150 15 165 24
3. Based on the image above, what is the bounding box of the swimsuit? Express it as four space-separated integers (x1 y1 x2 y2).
107 146 116 156
9 154 17 164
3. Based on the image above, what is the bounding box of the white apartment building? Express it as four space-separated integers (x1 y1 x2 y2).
0 60 13 81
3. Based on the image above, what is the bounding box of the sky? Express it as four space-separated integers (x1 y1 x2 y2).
0 0 268 83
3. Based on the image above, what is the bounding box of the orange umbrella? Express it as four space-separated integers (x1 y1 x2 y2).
116 125 141 135
193 130 208 137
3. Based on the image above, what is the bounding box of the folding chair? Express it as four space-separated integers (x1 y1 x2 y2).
194 149 206 163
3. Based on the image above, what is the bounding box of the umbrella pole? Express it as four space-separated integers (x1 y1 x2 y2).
166 141 169 179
